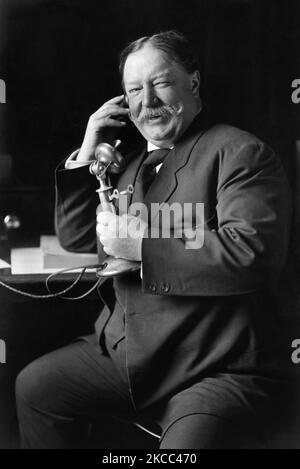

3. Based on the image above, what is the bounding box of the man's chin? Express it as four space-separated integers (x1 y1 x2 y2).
139 124 177 146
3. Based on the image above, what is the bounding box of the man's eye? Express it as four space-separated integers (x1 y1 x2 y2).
154 81 170 87
128 88 141 94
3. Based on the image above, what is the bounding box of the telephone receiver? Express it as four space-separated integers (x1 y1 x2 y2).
89 95 140 278
115 95 130 120
92 96 129 172
122 95 129 108
104 95 130 144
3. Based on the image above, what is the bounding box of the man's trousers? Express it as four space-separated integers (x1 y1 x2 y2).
15 335 283 449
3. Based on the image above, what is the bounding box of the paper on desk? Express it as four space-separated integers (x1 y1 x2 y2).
0 258 10 269
11 247 60 274
40 235 98 269
11 248 97 274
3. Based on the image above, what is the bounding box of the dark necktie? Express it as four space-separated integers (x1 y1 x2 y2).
132 148 171 203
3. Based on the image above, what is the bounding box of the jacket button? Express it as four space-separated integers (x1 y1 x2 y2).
147 282 157 292
161 282 170 293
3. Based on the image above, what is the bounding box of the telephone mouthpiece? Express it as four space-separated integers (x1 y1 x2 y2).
94 142 126 173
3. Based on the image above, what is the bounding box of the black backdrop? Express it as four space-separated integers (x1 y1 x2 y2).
0 0 299 188
0 0 300 450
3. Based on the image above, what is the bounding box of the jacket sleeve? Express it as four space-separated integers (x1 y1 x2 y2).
141 142 293 296
55 160 100 254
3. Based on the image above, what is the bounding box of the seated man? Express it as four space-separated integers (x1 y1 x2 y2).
15 30 297 449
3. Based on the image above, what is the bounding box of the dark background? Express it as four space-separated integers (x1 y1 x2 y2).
0 0 300 449
0 0 299 192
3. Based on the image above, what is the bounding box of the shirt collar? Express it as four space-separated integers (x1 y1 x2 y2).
147 141 174 152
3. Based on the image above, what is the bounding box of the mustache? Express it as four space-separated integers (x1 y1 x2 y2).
131 104 183 124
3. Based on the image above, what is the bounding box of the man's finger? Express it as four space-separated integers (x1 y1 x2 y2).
98 234 108 245
96 224 107 236
105 94 125 104
90 95 125 116
91 107 129 123
106 119 127 128
103 245 114 256
97 211 116 225
94 106 129 117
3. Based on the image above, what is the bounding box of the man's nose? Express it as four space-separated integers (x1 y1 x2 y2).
142 86 158 107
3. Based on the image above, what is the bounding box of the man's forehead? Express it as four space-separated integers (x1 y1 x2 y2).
123 46 178 83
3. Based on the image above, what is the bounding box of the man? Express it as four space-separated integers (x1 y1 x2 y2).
15 30 296 449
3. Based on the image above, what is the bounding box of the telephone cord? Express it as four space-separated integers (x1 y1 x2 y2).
0 264 104 300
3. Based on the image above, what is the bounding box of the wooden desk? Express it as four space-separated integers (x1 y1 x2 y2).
0 259 101 448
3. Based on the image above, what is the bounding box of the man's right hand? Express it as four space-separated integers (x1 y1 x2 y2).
77 95 129 162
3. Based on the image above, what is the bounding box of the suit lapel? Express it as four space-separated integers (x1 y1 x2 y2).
144 111 212 211
115 110 212 215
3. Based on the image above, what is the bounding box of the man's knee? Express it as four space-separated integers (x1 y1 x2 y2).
160 413 239 449
15 357 56 410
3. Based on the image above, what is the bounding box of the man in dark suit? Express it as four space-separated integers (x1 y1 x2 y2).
15 30 297 448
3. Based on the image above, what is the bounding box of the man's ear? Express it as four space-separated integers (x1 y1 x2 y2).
190 70 201 96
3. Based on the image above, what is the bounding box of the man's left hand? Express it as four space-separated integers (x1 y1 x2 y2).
96 211 147 261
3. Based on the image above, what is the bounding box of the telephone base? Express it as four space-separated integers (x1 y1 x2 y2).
96 256 140 278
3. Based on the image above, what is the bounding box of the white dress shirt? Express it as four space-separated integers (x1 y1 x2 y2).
65 142 173 172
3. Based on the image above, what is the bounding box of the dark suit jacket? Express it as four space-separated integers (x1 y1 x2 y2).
55 113 295 414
